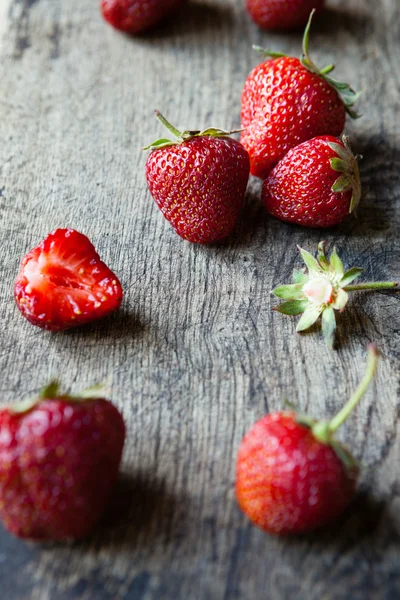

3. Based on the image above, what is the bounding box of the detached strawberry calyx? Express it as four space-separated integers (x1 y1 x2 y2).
253 10 361 119
273 242 398 348
4 380 110 415
328 136 361 213
144 110 243 151
292 344 379 470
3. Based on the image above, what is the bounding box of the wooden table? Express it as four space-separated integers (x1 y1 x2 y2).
0 0 399 597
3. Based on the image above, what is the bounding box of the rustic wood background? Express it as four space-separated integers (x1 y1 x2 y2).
0 0 399 598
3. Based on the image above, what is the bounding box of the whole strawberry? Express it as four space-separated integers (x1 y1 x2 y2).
0 382 125 540
247 0 324 31
263 135 361 227
145 111 250 244
241 11 360 178
15 228 123 331
101 0 186 34
236 345 378 535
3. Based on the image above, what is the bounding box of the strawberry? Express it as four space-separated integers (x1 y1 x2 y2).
273 242 398 348
247 0 324 31
240 11 360 178
101 0 186 34
236 345 378 535
263 135 361 227
0 382 125 540
144 111 250 244
15 228 123 331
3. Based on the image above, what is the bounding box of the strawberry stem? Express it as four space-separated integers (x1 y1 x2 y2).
40 380 61 399
300 10 361 118
154 110 182 140
344 282 398 291
328 344 379 434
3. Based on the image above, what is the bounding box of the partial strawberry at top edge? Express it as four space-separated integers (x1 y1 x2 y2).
246 0 325 32
101 0 187 35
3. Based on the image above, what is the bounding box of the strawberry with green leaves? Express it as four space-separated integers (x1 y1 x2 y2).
236 345 378 535
145 111 250 244
273 242 398 347
0 382 125 541
240 10 360 178
263 135 361 228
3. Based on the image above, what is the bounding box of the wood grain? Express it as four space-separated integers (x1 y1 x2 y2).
0 0 399 598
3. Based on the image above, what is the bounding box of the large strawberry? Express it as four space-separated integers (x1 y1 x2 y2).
263 135 361 227
236 345 378 535
241 11 360 178
101 0 186 35
145 111 250 244
15 228 123 331
247 0 325 31
0 382 125 540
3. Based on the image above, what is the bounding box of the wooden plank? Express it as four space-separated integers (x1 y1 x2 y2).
0 0 399 598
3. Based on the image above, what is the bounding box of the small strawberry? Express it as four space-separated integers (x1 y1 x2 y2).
0 381 125 540
247 0 324 31
101 0 186 35
273 242 398 348
236 344 378 535
263 135 361 227
15 228 123 331
241 10 360 178
144 111 250 244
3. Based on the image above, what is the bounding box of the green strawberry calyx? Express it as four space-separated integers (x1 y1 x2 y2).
272 242 398 348
253 10 361 119
143 110 242 151
328 136 361 213
4 380 110 415
293 344 379 470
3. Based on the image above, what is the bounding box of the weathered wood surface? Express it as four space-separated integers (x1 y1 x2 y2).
0 0 399 597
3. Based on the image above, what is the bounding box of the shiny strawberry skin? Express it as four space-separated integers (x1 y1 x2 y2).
247 0 325 31
240 57 345 178
263 135 352 227
14 229 123 331
145 136 250 244
236 412 357 534
0 398 125 540
101 0 186 34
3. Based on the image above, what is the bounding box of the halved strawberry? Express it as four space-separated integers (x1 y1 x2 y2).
14 229 123 331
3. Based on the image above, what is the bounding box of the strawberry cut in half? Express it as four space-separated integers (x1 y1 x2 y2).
14 229 123 331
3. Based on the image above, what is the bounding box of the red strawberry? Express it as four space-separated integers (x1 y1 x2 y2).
247 0 324 31
145 111 250 244
15 228 123 331
0 382 125 540
263 135 361 227
236 345 378 534
241 11 360 178
101 0 186 34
